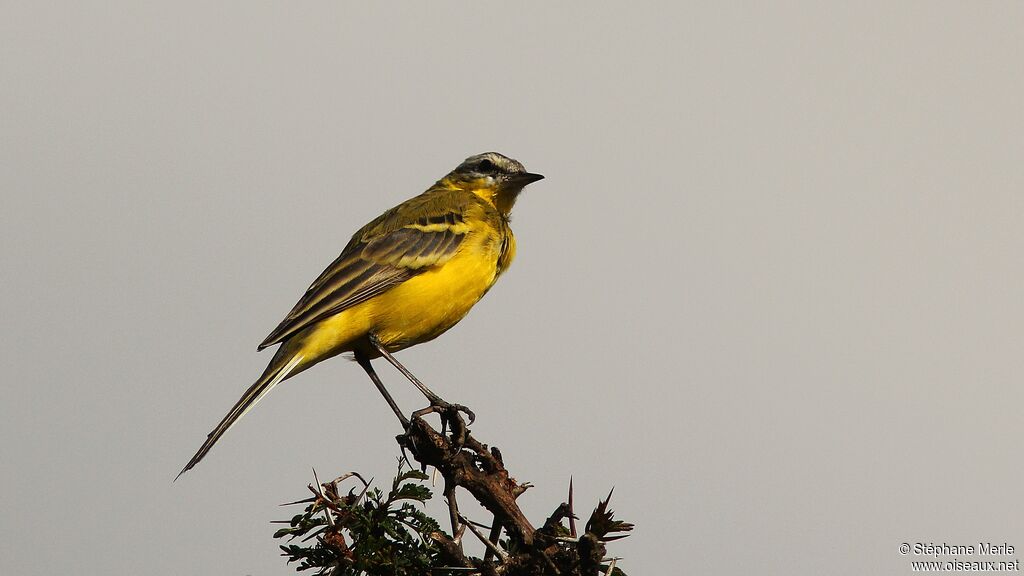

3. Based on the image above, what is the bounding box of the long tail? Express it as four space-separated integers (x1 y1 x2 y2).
176 351 304 480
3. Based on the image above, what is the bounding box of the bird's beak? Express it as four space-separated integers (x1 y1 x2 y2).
508 172 545 186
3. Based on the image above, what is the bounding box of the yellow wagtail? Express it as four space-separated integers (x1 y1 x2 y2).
178 152 543 477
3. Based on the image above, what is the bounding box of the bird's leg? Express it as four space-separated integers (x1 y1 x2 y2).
355 350 410 428
369 335 476 425
368 335 441 402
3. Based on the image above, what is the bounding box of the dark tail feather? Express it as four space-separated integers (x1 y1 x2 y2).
175 350 304 480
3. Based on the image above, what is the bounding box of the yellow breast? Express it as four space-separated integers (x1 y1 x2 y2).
367 229 504 350
291 200 514 365
293 247 500 363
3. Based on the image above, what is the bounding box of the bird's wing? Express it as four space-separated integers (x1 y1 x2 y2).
257 191 475 349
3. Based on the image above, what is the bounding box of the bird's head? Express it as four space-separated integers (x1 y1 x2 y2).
441 152 544 215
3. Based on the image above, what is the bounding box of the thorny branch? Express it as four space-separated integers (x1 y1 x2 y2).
276 406 633 575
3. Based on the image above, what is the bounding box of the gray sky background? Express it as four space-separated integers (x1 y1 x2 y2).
2 2 1022 574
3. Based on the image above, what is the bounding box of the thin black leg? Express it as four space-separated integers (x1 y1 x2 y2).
369 335 442 402
369 335 475 425
355 349 409 428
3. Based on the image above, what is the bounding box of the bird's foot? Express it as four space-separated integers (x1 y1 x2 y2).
412 399 475 425
411 399 474 448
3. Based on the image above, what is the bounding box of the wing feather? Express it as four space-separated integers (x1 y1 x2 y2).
257 194 475 350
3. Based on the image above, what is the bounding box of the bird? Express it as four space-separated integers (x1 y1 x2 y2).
177 152 544 478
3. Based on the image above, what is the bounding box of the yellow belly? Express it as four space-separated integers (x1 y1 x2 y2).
291 244 500 365
369 247 499 349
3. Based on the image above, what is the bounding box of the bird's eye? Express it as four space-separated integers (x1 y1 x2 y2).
477 159 495 173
